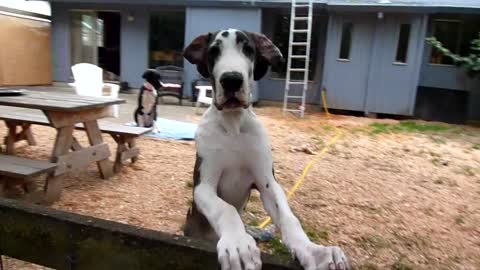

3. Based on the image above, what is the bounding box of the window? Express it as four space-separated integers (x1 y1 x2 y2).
339 22 353 60
430 20 461 65
395 24 411 63
149 11 185 68
269 13 321 80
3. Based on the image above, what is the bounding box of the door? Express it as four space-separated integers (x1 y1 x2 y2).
70 11 99 66
323 13 426 115
322 14 376 111
365 15 425 115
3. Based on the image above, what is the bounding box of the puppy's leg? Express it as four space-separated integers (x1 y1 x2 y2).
253 166 350 270
193 159 261 270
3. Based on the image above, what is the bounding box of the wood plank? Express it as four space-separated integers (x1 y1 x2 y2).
5 122 17 155
0 198 301 270
84 121 113 179
44 126 74 203
120 147 140 162
45 107 114 128
0 112 49 125
55 143 110 176
0 90 125 112
0 155 56 178
0 112 151 137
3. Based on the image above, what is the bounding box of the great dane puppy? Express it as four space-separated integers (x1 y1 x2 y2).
183 29 350 270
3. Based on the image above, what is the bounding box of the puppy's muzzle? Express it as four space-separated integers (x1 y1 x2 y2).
220 72 243 98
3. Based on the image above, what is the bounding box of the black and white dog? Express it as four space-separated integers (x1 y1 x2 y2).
134 69 159 128
183 29 350 270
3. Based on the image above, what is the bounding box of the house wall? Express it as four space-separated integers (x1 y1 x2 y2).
51 3 151 88
419 18 479 91
184 7 262 98
322 12 427 115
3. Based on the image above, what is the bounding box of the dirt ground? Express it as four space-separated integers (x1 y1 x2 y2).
2 105 480 270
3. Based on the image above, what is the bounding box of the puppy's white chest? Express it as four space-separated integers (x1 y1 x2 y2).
142 91 157 113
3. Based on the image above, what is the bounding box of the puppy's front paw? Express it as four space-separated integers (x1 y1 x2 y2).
217 232 261 270
292 242 350 270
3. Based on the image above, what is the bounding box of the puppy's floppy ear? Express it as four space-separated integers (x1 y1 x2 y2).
183 33 212 78
248 32 283 81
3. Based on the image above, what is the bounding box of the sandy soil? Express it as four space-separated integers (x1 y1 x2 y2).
2 106 480 270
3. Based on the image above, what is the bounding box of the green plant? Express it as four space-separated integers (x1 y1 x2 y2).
473 143 480 150
426 33 480 78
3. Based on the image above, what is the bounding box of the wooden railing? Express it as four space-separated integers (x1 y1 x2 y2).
0 198 301 270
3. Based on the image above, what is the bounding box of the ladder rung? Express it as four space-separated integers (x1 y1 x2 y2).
288 81 307 84
290 68 307 72
292 42 308 46
287 96 303 99
285 109 302 112
292 29 308 33
294 4 310 8
294 17 309 21
291 55 307 58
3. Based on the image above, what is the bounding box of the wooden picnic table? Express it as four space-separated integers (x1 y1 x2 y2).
0 90 125 201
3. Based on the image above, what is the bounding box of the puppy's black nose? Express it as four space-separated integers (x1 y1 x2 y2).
220 72 243 96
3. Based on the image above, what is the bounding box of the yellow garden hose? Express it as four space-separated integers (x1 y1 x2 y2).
259 88 342 229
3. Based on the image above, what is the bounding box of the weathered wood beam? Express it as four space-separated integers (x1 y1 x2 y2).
0 198 301 270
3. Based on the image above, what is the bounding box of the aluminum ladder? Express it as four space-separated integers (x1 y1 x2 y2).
282 0 313 118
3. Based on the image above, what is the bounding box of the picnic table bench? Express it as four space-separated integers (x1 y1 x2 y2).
0 155 56 202
0 90 125 202
0 112 151 173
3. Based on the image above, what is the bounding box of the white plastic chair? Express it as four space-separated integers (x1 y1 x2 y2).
69 63 120 117
195 85 213 114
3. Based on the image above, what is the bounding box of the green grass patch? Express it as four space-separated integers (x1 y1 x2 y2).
357 234 390 250
455 216 465 225
355 263 380 270
391 257 415 270
369 121 450 135
265 237 290 262
305 227 330 243
473 143 480 150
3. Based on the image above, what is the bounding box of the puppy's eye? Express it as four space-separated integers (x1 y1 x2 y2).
243 45 254 58
208 46 220 58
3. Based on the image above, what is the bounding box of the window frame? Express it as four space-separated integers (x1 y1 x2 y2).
393 23 411 65
337 21 353 61
428 19 462 67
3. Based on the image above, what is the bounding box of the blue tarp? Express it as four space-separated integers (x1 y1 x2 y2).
127 118 197 140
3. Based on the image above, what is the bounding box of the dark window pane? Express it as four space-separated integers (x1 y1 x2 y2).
269 13 321 80
149 12 185 68
395 24 411 63
339 22 353 60
430 20 461 65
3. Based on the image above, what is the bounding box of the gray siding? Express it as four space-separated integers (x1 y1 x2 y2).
323 12 426 115
120 7 149 88
51 3 71 83
51 3 167 88
184 7 262 98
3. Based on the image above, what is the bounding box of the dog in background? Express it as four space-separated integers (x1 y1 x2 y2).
134 69 160 129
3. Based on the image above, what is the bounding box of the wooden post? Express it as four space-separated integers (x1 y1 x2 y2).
83 120 113 179
0 198 301 270
44 126 74 203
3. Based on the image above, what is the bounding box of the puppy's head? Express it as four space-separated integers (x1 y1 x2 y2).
184 29 283 111
142 69 162 90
